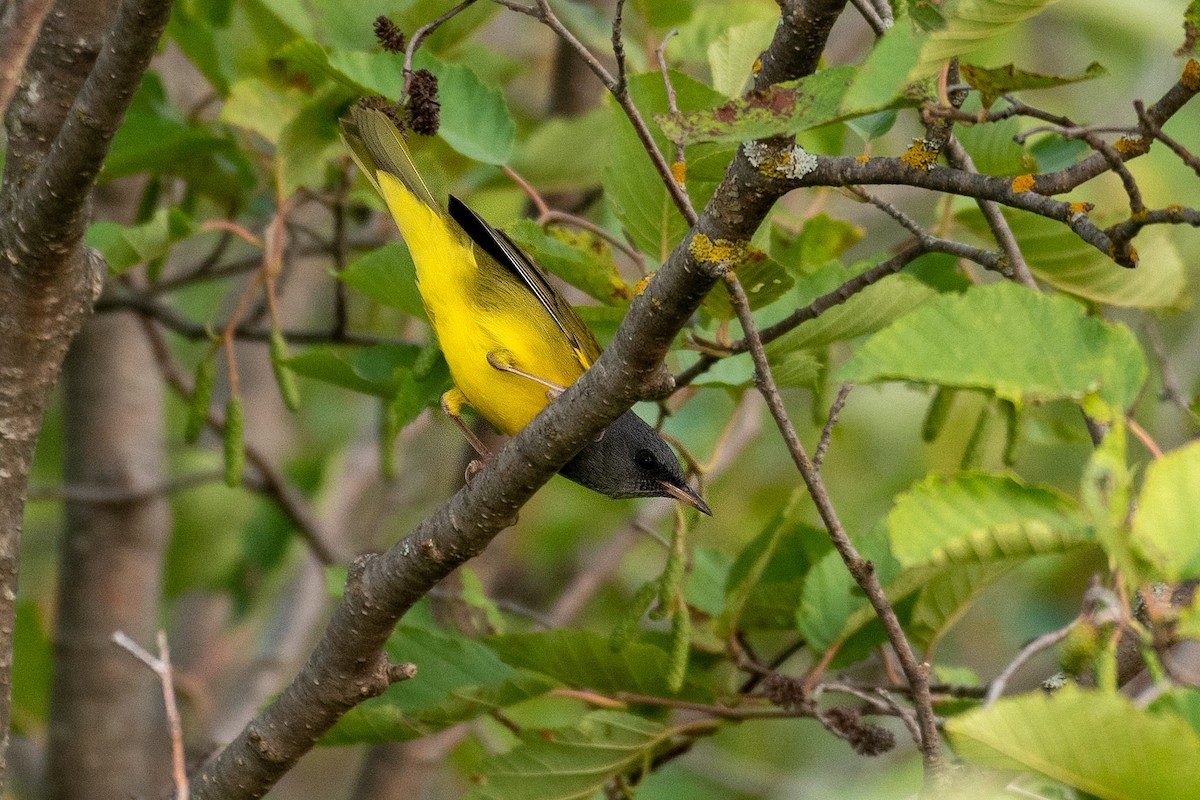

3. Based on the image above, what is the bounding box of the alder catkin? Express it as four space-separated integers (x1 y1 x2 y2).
224 396 245 488
269 330 301 412
185 357 217 444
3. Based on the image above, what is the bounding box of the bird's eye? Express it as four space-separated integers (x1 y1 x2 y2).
635 449 657 470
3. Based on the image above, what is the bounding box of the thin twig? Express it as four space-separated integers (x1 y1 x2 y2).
724 271 944 780
404 0 479 87
985 622 1078 706
814 383 853 470
1134 99 1200 177
26 470 229 504
1143 320 1200 424
944 138 1038 288
848 0 887 36
112 631 189 800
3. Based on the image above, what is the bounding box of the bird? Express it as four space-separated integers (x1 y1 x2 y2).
340 105 710 515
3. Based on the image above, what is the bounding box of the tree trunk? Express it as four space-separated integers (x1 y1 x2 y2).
47 311 172 799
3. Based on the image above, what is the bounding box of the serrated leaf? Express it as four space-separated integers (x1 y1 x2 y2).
655 67 864 145
771 214 865 275
797 520 902 653
338 241 427 320
468 711 673 800
947 686 1200 799
914 0 1068 78
767 273 937 355
323 627 553 745
1131 439 1200 581
488 629 709 700
706 19 777 97
954 116 1031 176
286 343 439 399
842 18 926 114
87 208 194 275
103 72 251 198
909 560 1023 649
703 254 795 319
603 71 730 262
836 281 1147 419
276 85 352 196
504 220 632 306
416 51 515 165
723 509 832 631
509 109 613 191
887 472 1091 569
956 208 1186 309
961 61 1106 109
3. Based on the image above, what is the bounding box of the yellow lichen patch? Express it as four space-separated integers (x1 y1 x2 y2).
1113 136 1145 155
1183 59 1200 91
1011 174 1036 193
670 161 687 185
900 138 938 171
1069 201 1094 214
1166 204 1184 220
856 154 869 163
689 233 751 266
634 274 653 296
752 58 762 73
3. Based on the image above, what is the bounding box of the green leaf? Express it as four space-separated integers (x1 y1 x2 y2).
956 208 1186 309
603 71 729 261
87 208 194 275
723 512 831 631
909 560 1023 649
797 521 904 654
488 629 710 700
706 19 777 97
703 254 795 319
103 73 251 199
914 0 1069 78
323 626 552 744
954 116 1032 176
887 472 1091 570
276 84 351 196
767 272 937 355
220 79 308 144
836 281 1147 419
415 51 515 165
509 109 613 192
960 61 1107 109
1131 439 1200 581
947 686 1200 799
286 343 440 399
685 546 732 617
655 67 862 146
770 214 865 274
632 0 693 28
338 241 427 320
468 711 675 800
504 220 633 306
842 18 926 115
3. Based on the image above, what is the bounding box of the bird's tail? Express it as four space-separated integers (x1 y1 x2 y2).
340 105 439 209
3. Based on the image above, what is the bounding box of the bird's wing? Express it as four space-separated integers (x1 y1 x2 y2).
448 195 603 368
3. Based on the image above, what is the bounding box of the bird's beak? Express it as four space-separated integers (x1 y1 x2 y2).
660 480 712 516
